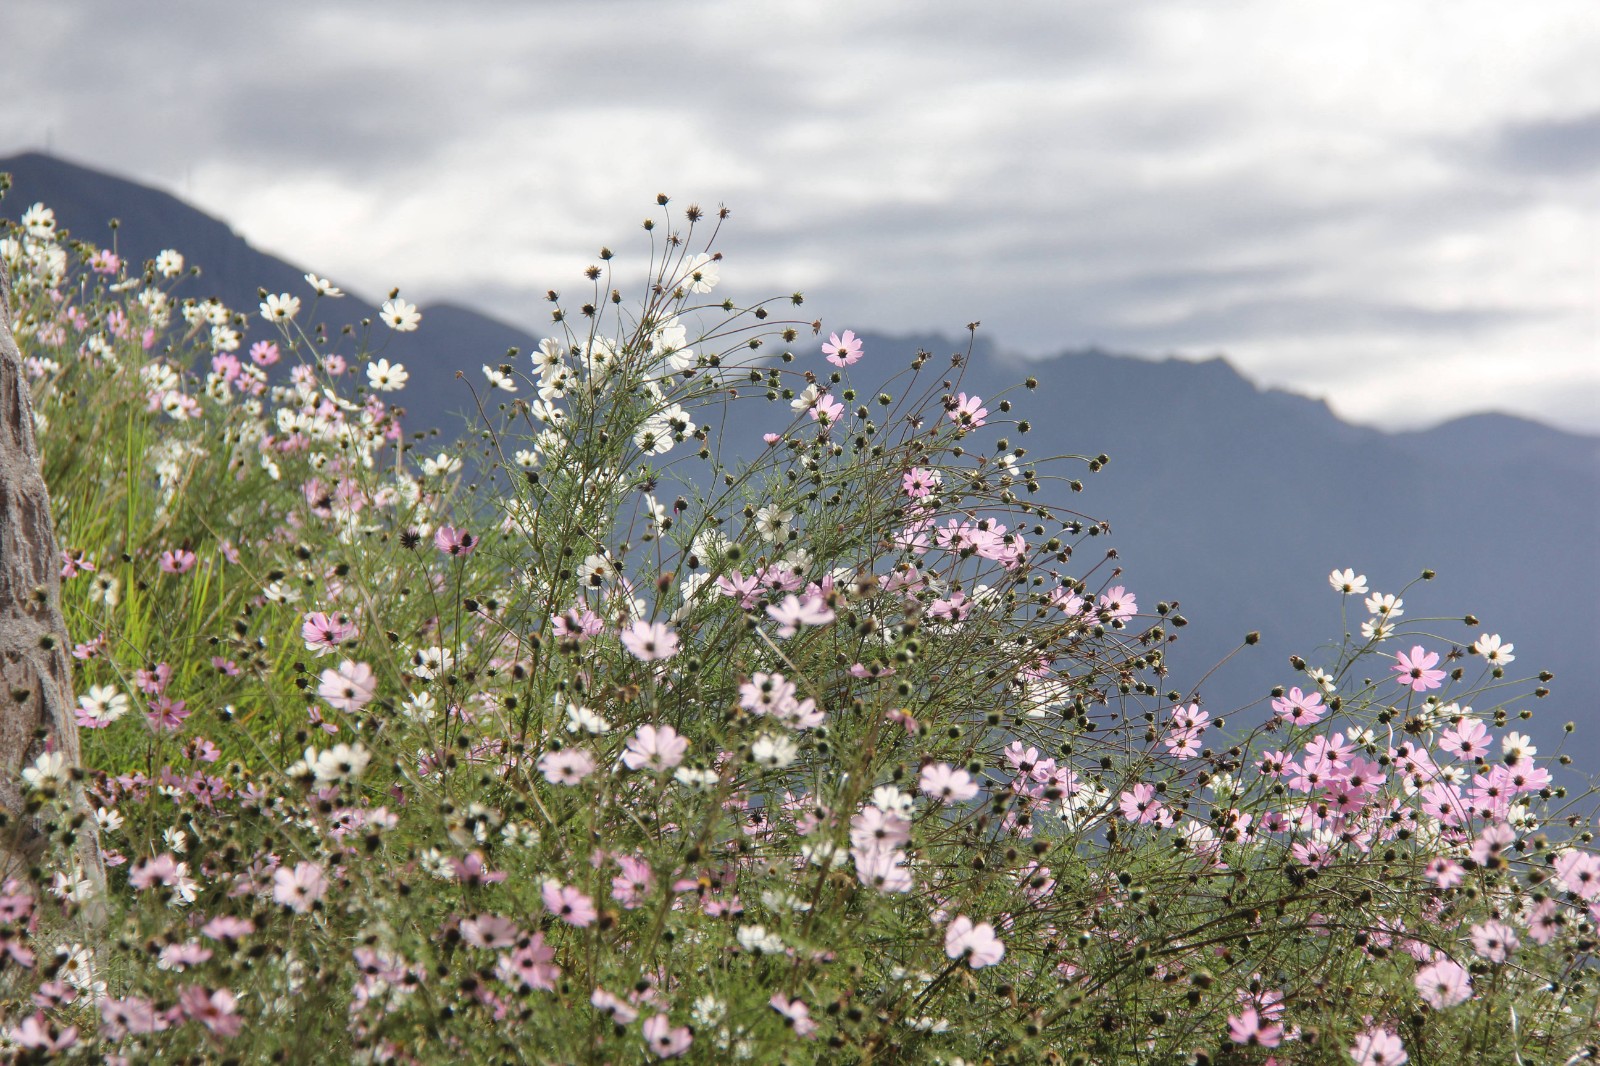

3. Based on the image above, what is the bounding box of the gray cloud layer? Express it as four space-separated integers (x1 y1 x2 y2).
4 0 1596 431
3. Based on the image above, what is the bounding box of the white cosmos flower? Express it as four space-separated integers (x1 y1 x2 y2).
20 203 56 238
155 249 185 277
577 553 616 587
634 415 676 455
735 925 785 954
380 298 421 332
484 365 519 392
1502 731 1537 764
210 325 242 352
412 646 455 680
367 358 409 391
1328 568 1368 594
871 786 915 818
751 734 798 769
1364 592 1403 618
563 701 610 735
682 252 720 294
1473 633 1514 666
22 751 69 792
420 453 462 478
200 298 231 326
78 684 130 726
1360 619 1395 641
311 743 371 785
305 273 344 297
534 337 565 370
674 766 719 791
260 293 301 322
537 366 568 401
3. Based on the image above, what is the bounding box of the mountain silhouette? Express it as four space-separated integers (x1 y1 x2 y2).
6 150 1596 754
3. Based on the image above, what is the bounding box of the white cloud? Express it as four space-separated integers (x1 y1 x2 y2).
4 0 1596 430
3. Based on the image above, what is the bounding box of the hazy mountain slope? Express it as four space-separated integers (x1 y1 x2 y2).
6 150 1595 752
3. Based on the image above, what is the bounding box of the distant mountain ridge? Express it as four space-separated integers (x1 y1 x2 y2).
6 150 1596 752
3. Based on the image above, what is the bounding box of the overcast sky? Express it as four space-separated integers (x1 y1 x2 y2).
4 0 1596 432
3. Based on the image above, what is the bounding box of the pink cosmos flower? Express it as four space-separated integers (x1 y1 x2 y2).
1291 839 1333 870
146 696 191 733
592 987 639 1024
928 591 970 622
766 592 836 637
1119 782 1167 825
1422 857 1464 889
450 851 507 886
920 762 980 803
642 1014 693 1059
129 853 184 893
250 340 281 366
496 932 560 991
301 611 358 654
717 570 762 608
1272 686 1326 726
1227 1007 1283 1047
200 916 256 943
99 996 165 1039
461 914 520 949
823 329 864 368
59 550 95 579
158 941 213 971
1526 898 1561 945
944 915 1005 968
810 393 844 425
1349 1027 1408 1066
135 662 172 695
770 993 818 1037
1415 958 1471 1008
1097 585 1138 622
740 671 799 714
1469 822 1515 866
7 1012 78 1052
433 525 476 556
949 392 988 428
1439 719 1492 761
1164 728 1203 760
620 620 679 661
538 748 596 786
542 880 598 927
1554 850 1600 900
611 854 655 908
1418 782 1467 826
159 549 197 574
1393 645 1446 692
902 467 940 497
272 861 329 914
850 806 911 852
622 724 689 772
1470 919 1519 963
318 660 376 713
853 844 914 893
553 608 604 641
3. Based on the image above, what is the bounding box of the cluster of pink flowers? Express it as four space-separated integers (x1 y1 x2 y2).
12 209 1597 1064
